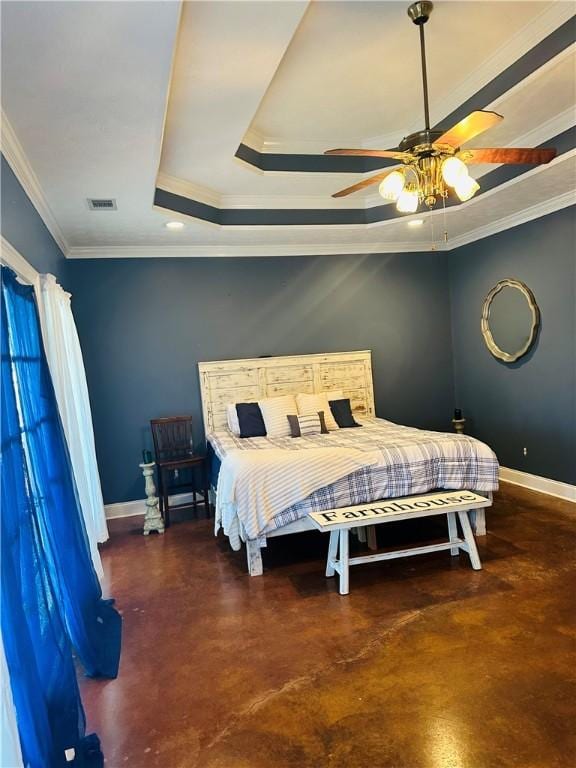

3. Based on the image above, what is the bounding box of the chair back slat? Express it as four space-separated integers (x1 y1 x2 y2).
150 416 193 461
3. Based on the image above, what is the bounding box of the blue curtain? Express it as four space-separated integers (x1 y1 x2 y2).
1 267 121 764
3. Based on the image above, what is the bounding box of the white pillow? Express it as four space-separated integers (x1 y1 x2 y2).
258 394 297 438
226 404 241 436
296 390 343 431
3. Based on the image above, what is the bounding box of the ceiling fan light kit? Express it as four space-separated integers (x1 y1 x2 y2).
454 175 480 202
441 156 468 187
396 186 420 213
379 170 406 200
325 2 557 215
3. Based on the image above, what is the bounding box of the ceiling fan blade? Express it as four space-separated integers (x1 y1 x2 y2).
325 148 412 161
332 167 400 198
437 111 503 148
463 147 557 165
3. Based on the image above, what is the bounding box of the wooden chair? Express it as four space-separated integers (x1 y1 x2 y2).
150 416 209 527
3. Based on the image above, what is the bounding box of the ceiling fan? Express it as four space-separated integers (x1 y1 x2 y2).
326 1 557 212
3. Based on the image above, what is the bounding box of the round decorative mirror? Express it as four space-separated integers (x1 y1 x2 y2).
481 279 540 363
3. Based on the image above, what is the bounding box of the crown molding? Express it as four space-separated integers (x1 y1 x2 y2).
241 127 266 153
488 39 575 114
156 172 221 208
503 105 575 152
244 129 367 157
68 175 575 259
243 4 575 155
151 2 185 205
241 126 399 158
66 240 430 259
157 170 380 210
220 193 362 210
1 110 69 255
434 145 576 245
445 189 575 251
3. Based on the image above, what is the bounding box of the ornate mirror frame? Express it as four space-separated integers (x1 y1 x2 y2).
481 278 540 363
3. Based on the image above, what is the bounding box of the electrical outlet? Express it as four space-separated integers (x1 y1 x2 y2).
523 447 528 457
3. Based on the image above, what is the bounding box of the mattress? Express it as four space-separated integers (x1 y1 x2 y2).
207 418 499 543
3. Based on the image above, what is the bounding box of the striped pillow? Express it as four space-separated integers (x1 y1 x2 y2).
258 394 297 438
287 412 328 438
296 390 343 431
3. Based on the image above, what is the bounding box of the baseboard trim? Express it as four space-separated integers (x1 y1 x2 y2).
499 467 576 503
105 492 195 519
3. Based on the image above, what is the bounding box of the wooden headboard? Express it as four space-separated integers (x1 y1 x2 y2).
198 350 375 433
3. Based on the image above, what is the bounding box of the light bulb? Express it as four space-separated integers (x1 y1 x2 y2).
454 175 480 202
396 188 419 213
379 170 405 201
441 156 468 187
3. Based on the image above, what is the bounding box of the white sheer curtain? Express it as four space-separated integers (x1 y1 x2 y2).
37 274 108 579
1 633 23 768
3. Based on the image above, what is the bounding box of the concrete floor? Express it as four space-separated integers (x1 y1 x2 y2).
81 484 576 768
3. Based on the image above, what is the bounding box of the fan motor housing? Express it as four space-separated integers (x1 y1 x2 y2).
399 129 444 154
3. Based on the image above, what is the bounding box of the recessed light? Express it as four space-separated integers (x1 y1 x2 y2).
408 219 424 227
165 221 184 230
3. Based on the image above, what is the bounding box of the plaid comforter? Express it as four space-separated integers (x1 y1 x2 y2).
207 418 499 541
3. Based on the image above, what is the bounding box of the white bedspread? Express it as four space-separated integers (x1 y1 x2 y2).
216 446 382 549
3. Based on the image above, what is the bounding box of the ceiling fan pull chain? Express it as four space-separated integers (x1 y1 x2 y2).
442 194 448 244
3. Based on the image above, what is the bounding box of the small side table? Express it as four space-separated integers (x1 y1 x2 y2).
139 461 165 535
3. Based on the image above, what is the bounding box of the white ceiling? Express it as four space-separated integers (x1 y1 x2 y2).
250 0 551 144
1 0 181 247
1 0 574 258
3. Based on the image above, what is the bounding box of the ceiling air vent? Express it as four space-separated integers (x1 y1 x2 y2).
87 198 117 211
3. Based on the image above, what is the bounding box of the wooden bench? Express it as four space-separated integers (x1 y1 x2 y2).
308 490 492 595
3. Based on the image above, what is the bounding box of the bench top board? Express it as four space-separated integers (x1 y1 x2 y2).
308 491 491 532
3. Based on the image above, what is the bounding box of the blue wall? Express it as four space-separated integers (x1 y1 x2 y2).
1 155 68 284
66 254 455 503
3 154 574 500
449 205 576 484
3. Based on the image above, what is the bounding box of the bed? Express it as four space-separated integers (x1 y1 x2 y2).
198 351 499 575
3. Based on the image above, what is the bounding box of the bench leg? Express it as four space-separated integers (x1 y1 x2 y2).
447 511 459 556
326 530 339 577
339 529 350 595
355 526 377 551
458 510 482 570
471 508 486 536
366 525 378 551
246 539 263 576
